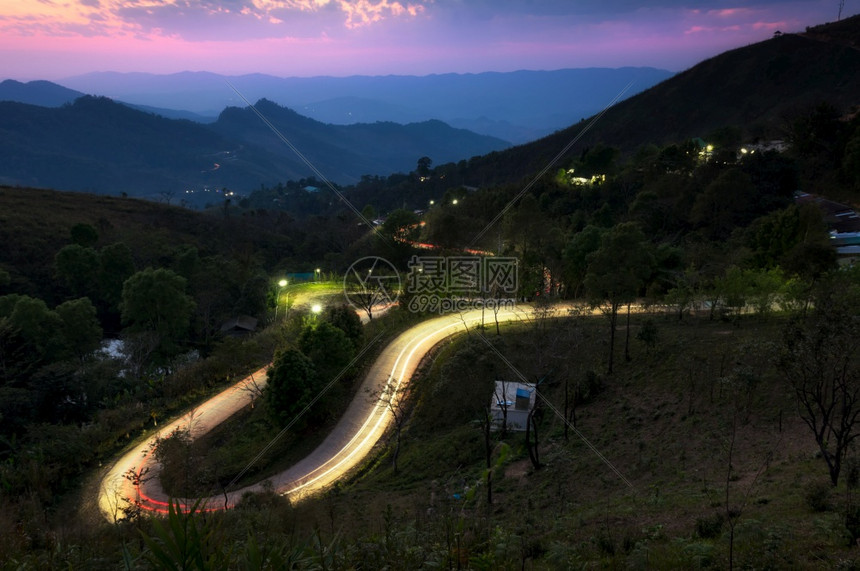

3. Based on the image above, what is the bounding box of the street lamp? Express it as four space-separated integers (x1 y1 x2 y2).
315 268 321 282
275 279 287 319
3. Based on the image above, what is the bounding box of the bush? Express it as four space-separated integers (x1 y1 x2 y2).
636 318 659 353
804 479 832 512
846 506 860 543
577 369 605 404
695 512 725 538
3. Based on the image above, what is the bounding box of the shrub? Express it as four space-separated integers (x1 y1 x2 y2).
695 512 725 539
804 479 832 512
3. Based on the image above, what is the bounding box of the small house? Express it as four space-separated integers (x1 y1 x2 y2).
220 315 258 336
490 381 536 431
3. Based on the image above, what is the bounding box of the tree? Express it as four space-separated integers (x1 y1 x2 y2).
664 277 694 321
746 267 785 317
97 242 136 309
298 321 355 386
720 404 774 571
7 296 65 366
422 206 470 250
235 271 269 317
371 378 414 474
745 204 834 279
636 319 659 354
343 258 399 321
186 254 240 354
323 304 363 349
56 297 103 362
562 225 604 298
70 223 99 247
844 127 860 189
416 156 433 178
381 208 420 242
714 266 751 321
0 296 65 386
151 427 200 498
780 271 860 486
264 348 318 428
691 168 756 241
120 267 195 362
584 223 655 374
54 244 100 299
524 389 543 470
361 204 377 221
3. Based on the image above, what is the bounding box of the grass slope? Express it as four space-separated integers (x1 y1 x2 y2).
278 311 855 568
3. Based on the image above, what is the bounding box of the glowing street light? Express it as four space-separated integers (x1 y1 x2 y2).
315 268 321 282
452 199 458 205
275 279 288 319
311 303 322 314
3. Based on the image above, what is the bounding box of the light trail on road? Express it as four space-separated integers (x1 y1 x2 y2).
97 307 530 521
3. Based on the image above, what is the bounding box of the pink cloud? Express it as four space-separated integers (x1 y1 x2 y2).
339 0 426 29
707 8 754 18
752 20 786 31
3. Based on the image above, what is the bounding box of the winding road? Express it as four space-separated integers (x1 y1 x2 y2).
97 306 531 521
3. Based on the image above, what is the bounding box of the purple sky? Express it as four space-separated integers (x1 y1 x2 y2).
1 1 855 80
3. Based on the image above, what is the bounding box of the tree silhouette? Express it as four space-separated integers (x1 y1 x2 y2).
781 271 860 486
265 347 317 428
584 223 655 375
120 267 195 363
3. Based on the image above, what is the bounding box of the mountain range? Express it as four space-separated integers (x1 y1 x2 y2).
0 95 509 204
0 67 672 204
54 67 675 143
2 16 859 207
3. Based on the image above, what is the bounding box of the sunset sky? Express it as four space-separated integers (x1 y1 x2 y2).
1 1 855 80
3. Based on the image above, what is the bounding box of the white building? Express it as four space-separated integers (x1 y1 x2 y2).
490 381 536 432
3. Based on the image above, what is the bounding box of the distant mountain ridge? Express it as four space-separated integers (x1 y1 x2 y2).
56 68 675 143
0 78 217 123
0 95 509 203
0 79 84 107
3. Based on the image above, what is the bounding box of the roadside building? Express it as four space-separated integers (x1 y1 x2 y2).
490 380 536 432
220 315 258 336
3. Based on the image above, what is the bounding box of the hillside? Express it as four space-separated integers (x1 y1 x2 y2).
0 185 330 302
276 314 857 568
210 99 511 183
0 96 509 202
0 97 294 202
457 15 860 189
